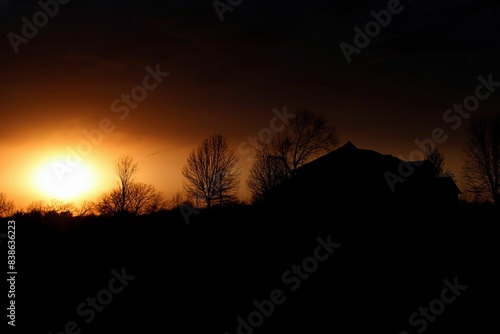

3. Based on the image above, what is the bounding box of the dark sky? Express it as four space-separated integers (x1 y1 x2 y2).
1 0 500 206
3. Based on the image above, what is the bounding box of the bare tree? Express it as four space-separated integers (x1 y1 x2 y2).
425 147 455 179
167 191 195 210
23 199 77 217
247 148 288 203
97 155 165 216
25 200 46 216
97 182 165 216
0 192 14 217
96 190 122 216
462 114 500 206
266 108 339 176
146 191 168 214
167 191 184 210
45 199 74 213
74 200 96 217
247 108 338 202
182 134 240 208
115 155 139 213
128 182 166 215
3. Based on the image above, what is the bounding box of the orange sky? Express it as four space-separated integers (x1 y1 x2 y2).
1 0 499 209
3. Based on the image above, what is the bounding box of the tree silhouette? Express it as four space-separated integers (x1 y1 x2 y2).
269 108 339 176
97 155 165 216
247 108 338 202
167 191 195 210
73 200 96 217
45 199 74 213
116 155 139 213
0 192 14 217
25 200 46 216
425 147 455 179
462 113 500 206
247 147 288 203
182 134 239 208
23 199 75 217
128 182 166 215
97 189 122 216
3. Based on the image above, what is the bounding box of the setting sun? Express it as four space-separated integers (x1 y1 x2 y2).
35 160 95 200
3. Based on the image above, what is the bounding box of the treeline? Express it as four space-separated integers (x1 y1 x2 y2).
0 110 499 218
2 108 339 218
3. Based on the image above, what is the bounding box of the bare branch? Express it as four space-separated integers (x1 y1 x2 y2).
462 113 500 205
0 193 15 217
247 108 338 202
182 134 240 208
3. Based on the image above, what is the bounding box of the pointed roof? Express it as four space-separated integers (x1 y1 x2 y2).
268 140 463 206
294 141 401 175
340 141 357 151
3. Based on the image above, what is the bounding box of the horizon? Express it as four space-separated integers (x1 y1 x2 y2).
0 138 469 209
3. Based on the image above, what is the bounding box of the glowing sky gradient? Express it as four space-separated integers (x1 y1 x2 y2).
1 0 500 207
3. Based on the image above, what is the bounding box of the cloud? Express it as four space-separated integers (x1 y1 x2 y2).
147 148 171 158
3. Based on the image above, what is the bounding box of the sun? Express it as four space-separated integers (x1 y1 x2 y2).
35 160 95 200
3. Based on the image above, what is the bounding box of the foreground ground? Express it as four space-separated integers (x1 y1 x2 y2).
6 202 497 333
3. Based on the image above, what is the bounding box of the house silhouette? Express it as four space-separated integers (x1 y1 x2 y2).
267 141 461 209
